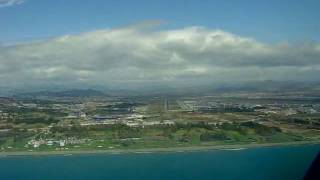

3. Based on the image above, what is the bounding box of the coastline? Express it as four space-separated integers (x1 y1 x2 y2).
0 141 319 157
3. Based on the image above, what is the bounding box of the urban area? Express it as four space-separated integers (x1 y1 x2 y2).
0 89 320 152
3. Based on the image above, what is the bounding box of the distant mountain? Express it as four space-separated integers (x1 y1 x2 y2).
214 81 320 93
5 80 320 98
17 89 107 98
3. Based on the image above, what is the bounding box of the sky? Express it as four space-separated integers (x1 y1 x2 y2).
0 0 320 90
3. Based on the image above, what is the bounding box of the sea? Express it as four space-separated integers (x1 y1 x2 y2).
0 144 319 180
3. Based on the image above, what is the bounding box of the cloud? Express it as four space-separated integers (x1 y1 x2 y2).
0 0 24 8
0 26 320 89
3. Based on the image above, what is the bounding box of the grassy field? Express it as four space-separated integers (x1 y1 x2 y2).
1 121 319 153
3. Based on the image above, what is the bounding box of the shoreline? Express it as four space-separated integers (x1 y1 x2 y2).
0 141 319 157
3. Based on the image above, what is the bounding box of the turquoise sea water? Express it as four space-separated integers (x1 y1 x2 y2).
0 145 319 180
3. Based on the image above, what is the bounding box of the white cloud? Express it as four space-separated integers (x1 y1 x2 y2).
0 26 319 89
0 0 24 8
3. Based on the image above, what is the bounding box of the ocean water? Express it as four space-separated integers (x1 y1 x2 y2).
0 145 319 180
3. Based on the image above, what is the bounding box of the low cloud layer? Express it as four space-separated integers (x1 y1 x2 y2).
0 0 24 8
0 26 320 89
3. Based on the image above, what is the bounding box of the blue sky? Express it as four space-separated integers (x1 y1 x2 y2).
1 0 320 43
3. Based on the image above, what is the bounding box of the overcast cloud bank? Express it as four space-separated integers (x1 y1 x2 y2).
0 26 319 89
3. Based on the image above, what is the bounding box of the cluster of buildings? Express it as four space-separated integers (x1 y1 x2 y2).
177 100 256 112
0 111 18 121
255 104 319 116
125 120 175 127
27 137 88 148
80 113 175 128
177 99 319 116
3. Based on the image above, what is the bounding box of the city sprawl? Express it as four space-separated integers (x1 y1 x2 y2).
0 90 320 152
